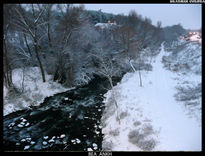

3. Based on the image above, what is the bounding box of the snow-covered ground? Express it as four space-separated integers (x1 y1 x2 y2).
95 23 117 29
101 43 201 151
3 67 71 116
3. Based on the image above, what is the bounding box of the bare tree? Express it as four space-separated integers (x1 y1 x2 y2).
13 4 47 82
42 4 53 49
157 21 162 29
3 4 16 89
91 49 121 123
3 33 13 88
23 33 32 57
115 24 143 87
52 4 86 86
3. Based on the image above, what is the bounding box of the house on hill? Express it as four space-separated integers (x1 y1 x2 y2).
181 31 201 43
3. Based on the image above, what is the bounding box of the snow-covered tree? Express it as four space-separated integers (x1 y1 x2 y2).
11 4 48 82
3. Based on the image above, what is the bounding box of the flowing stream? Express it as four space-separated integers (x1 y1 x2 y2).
3 76 121 151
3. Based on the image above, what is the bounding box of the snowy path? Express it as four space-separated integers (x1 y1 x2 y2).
102 44 201 151
139 44 201 151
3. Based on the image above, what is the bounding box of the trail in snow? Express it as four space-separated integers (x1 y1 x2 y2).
102 43 201 151
140 44 201 151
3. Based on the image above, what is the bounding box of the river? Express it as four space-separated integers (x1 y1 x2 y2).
3 76 121 151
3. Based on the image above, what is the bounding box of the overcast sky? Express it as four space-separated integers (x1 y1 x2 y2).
79 4 201 30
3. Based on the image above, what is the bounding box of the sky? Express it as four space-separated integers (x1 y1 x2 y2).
79 4 201 30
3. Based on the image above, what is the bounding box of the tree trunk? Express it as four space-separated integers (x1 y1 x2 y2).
21 67 25 92
3 71 8 88
3 37 13 88
129 59 136 72
34 41 46 82
47 21 52 48
138 63 142 87
47 5 52 49
108 76 120 124
24 34 32 57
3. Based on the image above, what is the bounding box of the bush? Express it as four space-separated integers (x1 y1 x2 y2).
128 130 145 145
175 84 201 102
133 121 141 127
138 138 156 151
142 124 154 136
109 128 120 136
119 111 128 119
128 128 156 151
102 141 113 151
32 93 43 102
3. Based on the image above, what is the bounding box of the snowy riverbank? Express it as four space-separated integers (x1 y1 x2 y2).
3 67 71 116
101 44 201 151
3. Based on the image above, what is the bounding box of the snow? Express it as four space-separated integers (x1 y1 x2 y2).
26 137 31 142
3 67 72 116
95 23 116 29
101 43 201 151
21 139 26 142
20 121 25 125
30 141 35 145
93 143 98 150
43 141 48 145
93 143 97 147
8 123 15 127
76 138 81 144
43 136 49 140
24 145 30 150
98 126 102 129
87 148 93 151
71 138 81 144
22 119 27 122
25 123 30 127
60 134 66 138
17 124 24 128
95 131 100 135
50 136 56 139
48 139 55 143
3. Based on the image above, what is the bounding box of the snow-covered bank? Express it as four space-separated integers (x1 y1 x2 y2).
3 67 72 116
101 44 201 151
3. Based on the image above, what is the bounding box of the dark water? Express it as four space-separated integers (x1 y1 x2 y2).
3 76 121 151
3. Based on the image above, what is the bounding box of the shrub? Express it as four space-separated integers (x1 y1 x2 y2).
119 111 128 119
109 129 120 136
102 141 113 151
175 83 201 102
138 139 156 151
133 121 141 127
142 124 154 135
128 129 156 151
128 130 145 145
32 93 43 102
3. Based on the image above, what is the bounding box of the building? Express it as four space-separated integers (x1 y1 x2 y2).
181 31 201 44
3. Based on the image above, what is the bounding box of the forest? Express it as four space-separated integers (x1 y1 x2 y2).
3 4 185 91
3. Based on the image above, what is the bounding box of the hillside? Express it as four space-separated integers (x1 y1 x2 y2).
101 43 201 151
